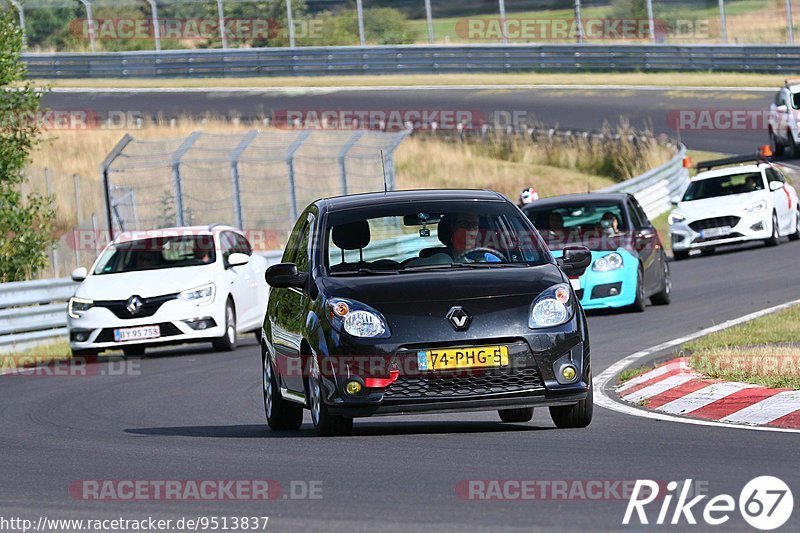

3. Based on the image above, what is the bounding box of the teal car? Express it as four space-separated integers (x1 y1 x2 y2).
523 193 672 312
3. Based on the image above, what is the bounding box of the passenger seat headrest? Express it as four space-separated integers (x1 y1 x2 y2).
332 220 371 250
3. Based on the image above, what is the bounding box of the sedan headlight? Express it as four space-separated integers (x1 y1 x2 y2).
68 297 93 319
668 212 685 224
326 298 391 338
529 283 575 329
592 252 623 272
745 200 767 213
179 283 215 306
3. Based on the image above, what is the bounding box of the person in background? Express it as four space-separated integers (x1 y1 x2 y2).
519 187 539 207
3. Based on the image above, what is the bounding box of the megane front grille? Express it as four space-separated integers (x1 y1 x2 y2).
94 293 178 319
689 216 740 232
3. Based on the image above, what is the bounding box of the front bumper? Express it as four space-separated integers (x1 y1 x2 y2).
312 316 590 418
670 213 772 251
68 297 225 352
573 250 638 310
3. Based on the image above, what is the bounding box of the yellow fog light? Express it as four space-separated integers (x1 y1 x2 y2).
345 380 362 395
562 365 577 381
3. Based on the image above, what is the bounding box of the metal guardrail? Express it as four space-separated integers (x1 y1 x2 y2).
22 44 800 78
0 278 78 352
599 145 689 219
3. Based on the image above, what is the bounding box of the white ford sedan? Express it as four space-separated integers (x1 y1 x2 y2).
669 161 800 260
67 225 269 356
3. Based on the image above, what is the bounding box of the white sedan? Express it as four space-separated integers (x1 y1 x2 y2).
67 225 269 356
669 162 800 260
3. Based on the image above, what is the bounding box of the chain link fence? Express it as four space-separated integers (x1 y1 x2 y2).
101 128 409 244
6 0 800 52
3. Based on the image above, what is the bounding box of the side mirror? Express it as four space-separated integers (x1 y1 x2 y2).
71 267 87 282
557 246 592 278
769 180 785 191
227 252 250 267
670 196 680 207
265 263 308 289
776 104 789 113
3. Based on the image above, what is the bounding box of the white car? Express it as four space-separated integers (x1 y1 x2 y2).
669 161 800 260
768 80 800 157
67 225 269 356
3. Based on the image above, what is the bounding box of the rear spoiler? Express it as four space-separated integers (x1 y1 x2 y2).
695 146 773 172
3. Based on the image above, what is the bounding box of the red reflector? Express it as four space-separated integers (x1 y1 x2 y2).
364 369 400 389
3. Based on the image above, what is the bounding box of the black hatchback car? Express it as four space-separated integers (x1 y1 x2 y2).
261 190 592 436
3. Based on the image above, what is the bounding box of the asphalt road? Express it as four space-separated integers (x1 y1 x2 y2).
2 240 800 532
43 86 775 154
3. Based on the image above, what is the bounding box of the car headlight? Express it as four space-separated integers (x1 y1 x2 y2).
68 297 93 319
326 298 391 338
179 283 215 306
745 200 767 213
592 252 623 272
668 212 685 224
529 283 575 329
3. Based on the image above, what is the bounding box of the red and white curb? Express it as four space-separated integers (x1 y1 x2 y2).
594 297 800 434
616 357 800 429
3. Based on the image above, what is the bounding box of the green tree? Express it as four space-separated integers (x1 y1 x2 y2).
0 12 56 282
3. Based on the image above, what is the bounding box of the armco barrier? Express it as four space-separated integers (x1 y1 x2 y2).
22 44 800 78
598 144 689 219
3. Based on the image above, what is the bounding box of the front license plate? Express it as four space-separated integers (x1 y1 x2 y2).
700 226 732 238
113 325 160 342
417 346 509 372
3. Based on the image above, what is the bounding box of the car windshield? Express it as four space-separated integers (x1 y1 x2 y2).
682 172 764 201
93 235 216 275
324 201 551 275
524 202 629 251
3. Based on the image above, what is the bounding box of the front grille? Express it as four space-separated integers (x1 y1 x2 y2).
694 232 744 244
689 216 740 232
383 366 544 400
95 322 183 343
94 293 178 319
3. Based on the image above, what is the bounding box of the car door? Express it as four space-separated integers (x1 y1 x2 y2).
219 231 253 331
766 167 792 234
271 212 314 395
230 232 260 329
236 233 269 329
770 89 791 142
627 197 659 294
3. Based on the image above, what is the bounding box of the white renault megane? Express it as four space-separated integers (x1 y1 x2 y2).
67 225 269 356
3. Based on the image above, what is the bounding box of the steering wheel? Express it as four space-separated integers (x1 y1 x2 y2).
455 247 508 263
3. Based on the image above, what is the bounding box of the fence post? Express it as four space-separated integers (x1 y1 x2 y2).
146 0 161 52
171 132 203 226
79 0 96 52
645 0 655 44
8 0 26 47
100 134 134 238
44 168 59 278
216 0 228 49
383 131 411 191
787 0 795 45
338 131 365 196
424 0 434 44
229 130 259 229
285 0 296 48
719 0 728 43
285 130 312 222
356 0 366 46
498 0 508 44
574 0 583 44
74 174 82 268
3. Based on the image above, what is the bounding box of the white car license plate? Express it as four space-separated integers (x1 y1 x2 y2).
700 226 732 239
114 325 160 342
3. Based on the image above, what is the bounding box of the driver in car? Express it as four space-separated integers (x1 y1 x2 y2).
439 213 503 263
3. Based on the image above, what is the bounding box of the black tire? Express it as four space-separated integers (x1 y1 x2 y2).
700 247 716 256
649 260 671 306
122 345 145 357
672 249 689 261
771 129 785 157
498 407 534 423
789 209 800 242
212 300 237 352
309 374 353 437
550 379 593 428
765 213 781 247
629 268 646 313
263 354 303 431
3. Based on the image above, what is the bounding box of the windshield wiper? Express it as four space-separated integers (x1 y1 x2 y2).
456 262 529 268
329 267 399 276
399 262 528 272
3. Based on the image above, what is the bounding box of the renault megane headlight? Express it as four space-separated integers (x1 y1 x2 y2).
68 297 93 319
326 298 391 338
529 283 575 329
179 283 215 306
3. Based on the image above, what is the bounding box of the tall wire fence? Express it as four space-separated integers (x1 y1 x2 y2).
6 0 800 52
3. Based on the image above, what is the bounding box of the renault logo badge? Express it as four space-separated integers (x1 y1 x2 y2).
126 296 143 316
446 306 472 331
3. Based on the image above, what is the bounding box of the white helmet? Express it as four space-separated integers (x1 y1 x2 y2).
519 187 539 205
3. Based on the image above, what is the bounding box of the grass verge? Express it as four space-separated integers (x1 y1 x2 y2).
32 72 787 90
684 305 800 389
0 340 72 371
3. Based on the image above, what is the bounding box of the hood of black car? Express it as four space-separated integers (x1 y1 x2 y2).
320 263 565 304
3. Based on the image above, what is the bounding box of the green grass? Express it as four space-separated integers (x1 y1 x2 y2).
0 340 72 371
617 365 652 384
685 305 800 389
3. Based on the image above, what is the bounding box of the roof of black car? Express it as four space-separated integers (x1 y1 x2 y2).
319 189 508 212
522 192 629 209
